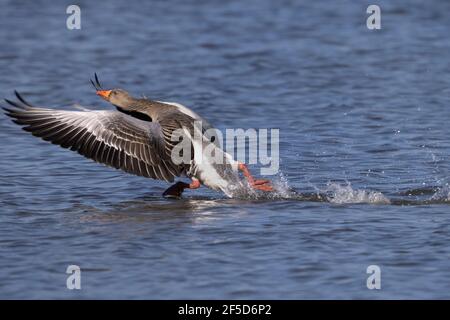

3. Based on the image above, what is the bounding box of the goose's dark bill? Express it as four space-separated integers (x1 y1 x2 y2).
2 92 183 182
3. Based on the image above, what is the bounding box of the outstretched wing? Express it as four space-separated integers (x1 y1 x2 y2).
2 92 184 182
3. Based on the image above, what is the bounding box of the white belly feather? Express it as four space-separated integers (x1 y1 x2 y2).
160 101 241 196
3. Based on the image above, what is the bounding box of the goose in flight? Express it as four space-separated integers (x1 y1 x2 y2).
2 75 273 198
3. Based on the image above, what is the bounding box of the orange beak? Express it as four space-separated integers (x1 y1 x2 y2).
96 90 112 100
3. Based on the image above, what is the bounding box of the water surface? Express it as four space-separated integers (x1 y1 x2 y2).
1 0 450 299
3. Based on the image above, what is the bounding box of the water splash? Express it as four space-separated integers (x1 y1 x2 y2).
224 172 450 206
226 171 296 200
323 182 391 205
430 185 450 203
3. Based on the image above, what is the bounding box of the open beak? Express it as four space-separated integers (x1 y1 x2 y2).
96 90 112 100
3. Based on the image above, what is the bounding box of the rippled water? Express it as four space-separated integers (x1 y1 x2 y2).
1 0 450 299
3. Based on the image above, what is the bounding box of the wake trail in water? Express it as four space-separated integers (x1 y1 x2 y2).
232 174 450 206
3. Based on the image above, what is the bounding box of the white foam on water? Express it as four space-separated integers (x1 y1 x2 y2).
226 173 392 204
269 171 294 198
324 182 391 205
430 185 450 202
226 171 295 200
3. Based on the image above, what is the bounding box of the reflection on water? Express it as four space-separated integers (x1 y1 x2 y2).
77 197 235 223
75 184 450 227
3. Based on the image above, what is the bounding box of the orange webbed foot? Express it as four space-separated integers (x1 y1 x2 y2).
252 183 274 192
252 179 271 186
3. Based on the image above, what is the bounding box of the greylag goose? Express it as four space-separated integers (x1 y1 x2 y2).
2 75 273 198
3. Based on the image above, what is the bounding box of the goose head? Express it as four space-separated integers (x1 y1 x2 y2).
96 88 135 108
91 73 135 109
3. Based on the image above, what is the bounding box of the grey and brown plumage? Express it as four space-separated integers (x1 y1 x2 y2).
2 75 273 198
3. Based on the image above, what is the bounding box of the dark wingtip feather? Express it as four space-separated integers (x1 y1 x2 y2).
95 73 102 89
2 106 17 115
4 98 26 110
14 90 34 108
90 78 98 90
90 73 102 90
12 119 26 126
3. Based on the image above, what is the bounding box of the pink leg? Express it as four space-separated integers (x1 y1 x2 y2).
238 163 273 192
163 178 201 198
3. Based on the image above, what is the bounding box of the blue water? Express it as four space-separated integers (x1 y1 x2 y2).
1 0 450 299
